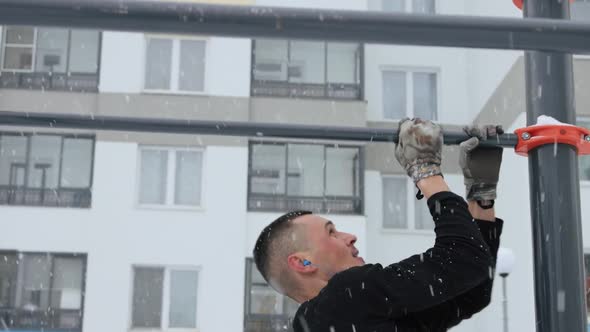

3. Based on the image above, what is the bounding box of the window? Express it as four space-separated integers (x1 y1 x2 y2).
0 251 86 331
0 26 100 91
248 142 362 214
381 0 436 14
382 175 433 231
144 36 206 93
579 119 590 181
572 0 590 20
584 254 590 320
382 69 438 121
244 259 298 332
0 133 94 208
252 39 361 99
131 266 199 329
138 147 203 207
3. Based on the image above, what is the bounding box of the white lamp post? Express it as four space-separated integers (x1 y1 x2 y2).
497 247 516 332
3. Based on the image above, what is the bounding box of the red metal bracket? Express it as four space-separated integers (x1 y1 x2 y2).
514 125 590 156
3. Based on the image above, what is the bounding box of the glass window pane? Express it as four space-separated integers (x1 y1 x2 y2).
20 254 52 310
580 121 590 181
250 262 266 284
413 72 437 120
327 43 358 84
35 28 69 73
61 138 93 188
169 270 198 328
3 47 33 70
5 26 35 44
28 136 61 189
326 147 359 196
250 144 286 195
145 38 172 90
0 135 28 186
69 30 100 73
139 149 168 205
51 257 84 310
572 0 590 20
179 40 205 92
382 0 405 11
383 70 407 120
287 144 324 197
412 0 435 14
132 267 164 328
415 201 434 230
0 253 18 308
585 254 590 316
174 151 202 206
383 177 407 229
250 285 283 315
289 41 325 84
253 39 288 81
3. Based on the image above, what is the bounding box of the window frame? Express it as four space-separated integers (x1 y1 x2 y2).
381 174 433 234
0 250 87 332
136 145 206 210
0 131 95 208
247 141 364 215
250 39 364 100
243 258 296 332
380 0 437 14
380 66 441 122
129 265 201 331
142 34 208 95
0 26 37 72
0 26 102 92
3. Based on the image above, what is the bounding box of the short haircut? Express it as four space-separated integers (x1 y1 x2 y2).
253 210 312 296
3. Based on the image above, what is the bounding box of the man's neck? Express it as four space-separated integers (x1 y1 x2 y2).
293 279 328 304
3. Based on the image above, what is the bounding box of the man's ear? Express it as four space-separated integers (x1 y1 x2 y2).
287 253 317 274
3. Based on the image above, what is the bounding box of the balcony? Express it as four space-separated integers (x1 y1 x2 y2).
0 186 91 208
248 193 362 215
0 308 82 331
244 314 293 332
0 72 98 93
251 81 361 100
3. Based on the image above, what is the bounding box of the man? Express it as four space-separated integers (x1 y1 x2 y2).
253 118 504 331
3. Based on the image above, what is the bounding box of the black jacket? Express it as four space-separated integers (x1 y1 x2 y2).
293 191 503 332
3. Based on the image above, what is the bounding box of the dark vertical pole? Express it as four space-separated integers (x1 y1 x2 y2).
523 1 587 331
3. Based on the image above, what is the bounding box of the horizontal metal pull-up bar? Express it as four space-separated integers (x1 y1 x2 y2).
0 111 518 147
0 0 590 53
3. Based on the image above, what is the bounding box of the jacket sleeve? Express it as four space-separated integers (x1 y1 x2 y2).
359 192 494 319
412 218 503 329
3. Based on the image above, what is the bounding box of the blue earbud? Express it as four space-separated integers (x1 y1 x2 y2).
302 259 312 266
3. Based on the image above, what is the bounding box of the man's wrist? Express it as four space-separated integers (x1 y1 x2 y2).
468 200 496 222
416 175 450 199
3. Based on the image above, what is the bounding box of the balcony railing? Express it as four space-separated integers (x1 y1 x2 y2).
0 72 99 92
252 80 361 100
248 193 362 214
0 186 91 208
0 307 82 331
245 315 293 332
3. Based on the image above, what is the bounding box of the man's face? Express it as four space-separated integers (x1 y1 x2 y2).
294 214 364 277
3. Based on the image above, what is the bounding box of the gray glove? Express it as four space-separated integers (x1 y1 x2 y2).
395 118 443 184
460 125 504 201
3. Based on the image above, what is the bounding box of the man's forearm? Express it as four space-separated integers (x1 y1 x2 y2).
416 175 450 199
468 201 495 222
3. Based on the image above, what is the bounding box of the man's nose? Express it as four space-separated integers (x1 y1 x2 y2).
340 232 357 246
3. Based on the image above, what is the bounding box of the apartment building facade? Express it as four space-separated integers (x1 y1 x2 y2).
1 1 590 332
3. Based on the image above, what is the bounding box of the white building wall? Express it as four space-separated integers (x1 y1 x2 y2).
100 32 251 97
0 142 250 332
